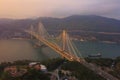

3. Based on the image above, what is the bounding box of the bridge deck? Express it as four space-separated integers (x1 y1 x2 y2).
25 30 81 62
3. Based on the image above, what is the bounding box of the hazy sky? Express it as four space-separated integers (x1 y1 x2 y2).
0 0 120 19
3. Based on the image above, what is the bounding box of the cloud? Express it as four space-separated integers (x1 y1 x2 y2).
0 0 120 19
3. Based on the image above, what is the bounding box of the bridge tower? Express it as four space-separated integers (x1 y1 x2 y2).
38 22 50 39
62 30 67 51
30 25 34 39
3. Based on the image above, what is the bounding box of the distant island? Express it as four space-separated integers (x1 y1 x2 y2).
0 15 120 43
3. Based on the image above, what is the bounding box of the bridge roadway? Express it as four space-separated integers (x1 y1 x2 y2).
26 30 119 80
25 30 81 62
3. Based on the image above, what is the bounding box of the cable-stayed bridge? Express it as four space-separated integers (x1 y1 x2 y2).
25 22 119 80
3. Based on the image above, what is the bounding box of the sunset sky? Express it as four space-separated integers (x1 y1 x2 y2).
0 0 120 19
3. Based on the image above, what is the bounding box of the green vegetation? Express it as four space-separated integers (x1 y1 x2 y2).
41 58 65 71
1 69 50 80
86 57 120 79
108 57 120 79
21 69 50 80
0 60 50 80
0 57 120 80
86 58 113 67
61 61 106 80
42 58 106 80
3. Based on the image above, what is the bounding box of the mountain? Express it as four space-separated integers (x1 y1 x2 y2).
39 15 120 32
0 15 120 33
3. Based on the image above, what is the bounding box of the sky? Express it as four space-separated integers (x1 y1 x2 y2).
0 0 120 19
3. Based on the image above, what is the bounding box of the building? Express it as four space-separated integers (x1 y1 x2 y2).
29 62 47 72
4 66 27 77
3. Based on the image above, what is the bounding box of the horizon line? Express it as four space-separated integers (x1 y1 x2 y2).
0 15 119 20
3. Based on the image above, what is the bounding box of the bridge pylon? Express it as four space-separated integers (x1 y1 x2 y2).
62 30 67 51
30 25 34 39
